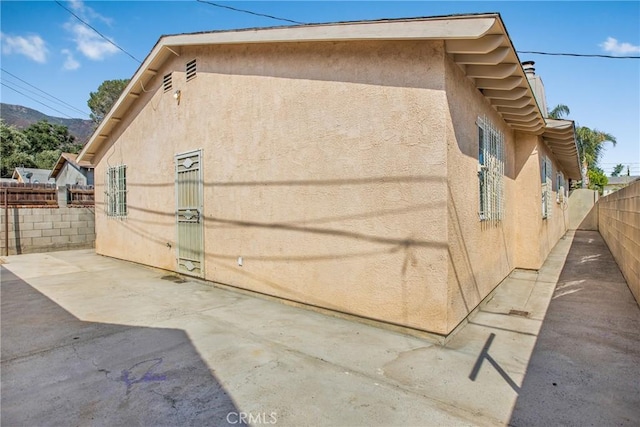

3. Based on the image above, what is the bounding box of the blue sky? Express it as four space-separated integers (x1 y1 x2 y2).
1 1 639 174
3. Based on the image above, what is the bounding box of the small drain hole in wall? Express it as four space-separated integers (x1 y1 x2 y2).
161 275 186 283
508 309 530 317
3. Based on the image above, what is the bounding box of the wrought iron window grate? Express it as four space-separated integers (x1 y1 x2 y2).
105 165 127 218
556 171 566 203
477 116 505 223
541 156 552 218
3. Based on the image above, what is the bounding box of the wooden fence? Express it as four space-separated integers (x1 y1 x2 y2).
0 183 95 207
0 183 57 207
67 184 95 207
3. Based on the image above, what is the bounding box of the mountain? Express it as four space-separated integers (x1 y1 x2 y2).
0 103 94 145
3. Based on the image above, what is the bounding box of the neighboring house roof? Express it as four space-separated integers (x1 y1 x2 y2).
11 167 55 184
606 176 640 186
78 13 580 178
49 152 94 179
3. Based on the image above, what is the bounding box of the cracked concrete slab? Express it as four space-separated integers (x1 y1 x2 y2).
510 231 640 426
2 230 637 426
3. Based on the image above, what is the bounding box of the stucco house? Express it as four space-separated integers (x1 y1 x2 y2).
49 152 95 187
78 14 581 337
603 175 639 196
12 167 55 184
49 152 95 207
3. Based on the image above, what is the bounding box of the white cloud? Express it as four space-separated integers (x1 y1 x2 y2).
61 48 80 70
68 0 113 26
62 0 119 61
0 32 48 63
64 22 119 61
600 37 640 55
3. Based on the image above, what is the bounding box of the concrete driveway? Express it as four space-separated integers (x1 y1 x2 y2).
1 231 638 426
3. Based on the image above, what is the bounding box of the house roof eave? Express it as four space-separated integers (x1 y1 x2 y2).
77 13 548 163
542 119 582 180
50 153 94 179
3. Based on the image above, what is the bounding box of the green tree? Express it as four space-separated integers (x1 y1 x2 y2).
611 163 625 177
548 104 570 119
576 126 617 170
20 120 82 170
88 78 130 126
588 167 608 192
1 120 82 174
23 120 80 154
547 104 617 190
0 120 36 177
34 150 62 170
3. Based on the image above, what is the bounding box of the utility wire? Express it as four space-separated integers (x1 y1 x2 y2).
195 1 639 59
1 68 90 117
196 0 306 25
0 76 78 115
54 0 141 63
1 82 75 119
517 50 640 59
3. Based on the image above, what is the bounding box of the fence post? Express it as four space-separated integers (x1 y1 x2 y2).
4 187 8 256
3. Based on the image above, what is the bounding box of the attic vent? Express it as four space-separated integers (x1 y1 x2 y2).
163 73 172 92
186 59 197 81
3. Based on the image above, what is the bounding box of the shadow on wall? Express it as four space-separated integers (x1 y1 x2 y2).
12 208 21 255
568 189 599 231
443 54 523 180
93 173 450 331
447 184 482 315
0 267 244 426
97 175 450 259
190 41 446 91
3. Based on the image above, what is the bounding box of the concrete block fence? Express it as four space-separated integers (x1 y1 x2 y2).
598 180 640 305
0 207 95 255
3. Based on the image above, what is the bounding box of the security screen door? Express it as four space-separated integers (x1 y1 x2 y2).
175 149 204 277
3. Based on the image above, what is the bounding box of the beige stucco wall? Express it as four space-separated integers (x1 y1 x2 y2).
569 189 599 230
94 40 452 334
598 181 640 304
443 56 516 331
443 55 571 330
513 139 571 269
93 39 575 336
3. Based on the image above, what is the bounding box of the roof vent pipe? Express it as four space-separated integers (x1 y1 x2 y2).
521 60 548 118
522 60 536 76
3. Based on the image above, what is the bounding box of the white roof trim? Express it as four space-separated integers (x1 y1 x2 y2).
78 14 571 168
543 119 581 179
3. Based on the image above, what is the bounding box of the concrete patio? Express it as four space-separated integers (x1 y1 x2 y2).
1 230 639 426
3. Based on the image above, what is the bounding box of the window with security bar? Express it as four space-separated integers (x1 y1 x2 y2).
477 116 505 222
105 165 127 218
556 171 566 203
541 156 552 218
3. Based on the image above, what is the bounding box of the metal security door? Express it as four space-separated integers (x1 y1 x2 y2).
175 149 204 277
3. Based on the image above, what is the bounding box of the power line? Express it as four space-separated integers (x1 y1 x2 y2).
1 68 90 117
0 77 79 115
195 1 638 59
196 0 306 25
54 0 141 63
1 82 75 119
517 51 640 59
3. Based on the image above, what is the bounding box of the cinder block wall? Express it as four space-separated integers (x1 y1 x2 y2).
598 181 640 304
0 207 95 255
568 189 599 230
